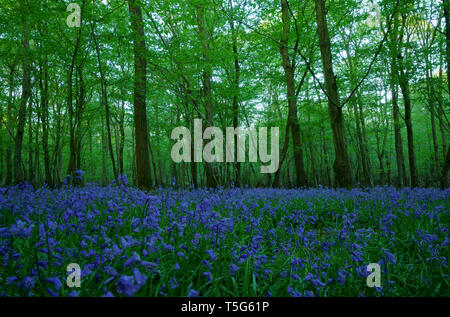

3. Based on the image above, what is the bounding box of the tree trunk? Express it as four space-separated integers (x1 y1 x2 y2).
27 94 33 184
389 41 407 187
5 65 15 185
229 10 241 187
66 0 85 179
280 0 308 187
440 0 450 188
129 0 152 190
196 5 216 188
39 54 52 187
14 0 32 184
397 16 418 187
118 99 125 175
92 25 118 179
345 43 372 186
314 0 352 188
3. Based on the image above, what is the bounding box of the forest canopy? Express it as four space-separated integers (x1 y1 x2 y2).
0 0 449 189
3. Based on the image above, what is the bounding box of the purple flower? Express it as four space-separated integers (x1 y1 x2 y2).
382 248 397 264
140 261 158 273
44 277 62 291
6 277 18 285
68 291 80 297
304 273 314 281
188 289 199 297
169 277 179 289
230 264 240 275
104 265 118 277
205 249 218 261
124 253 140 267
133 268 147 287
47 288 59 297
117 275 139 297
202 271 212 282
287 286 302 297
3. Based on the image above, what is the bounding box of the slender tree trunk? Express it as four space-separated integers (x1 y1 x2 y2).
314 0 352 188
14 0 32 184
39 54 52 186
322 125 332 187
66 0 85 179
345 41 372 186
440 0 450 188
92 25 117 179
0 89 3 184
196 5 217 188
5 65 15 185
397 15 418 187
186 114 198 188
229 10 241 187
389 53 407 186
101 111 108 186
148 137 158 187
72 65 85 185
280 0 308 187
34 110 40 186
307 112 318 186
118 99 125 175
129 0 152 190
437 66 447 164
27 94 33 184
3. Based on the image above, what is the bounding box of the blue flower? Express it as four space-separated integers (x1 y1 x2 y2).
117 275 139 297
133 268 147 287
202 271 212 282
68 291 80 297
124 253 140 267
169 277 179 289
188 289 199 297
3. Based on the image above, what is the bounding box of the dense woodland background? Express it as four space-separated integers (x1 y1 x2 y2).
0 0 449 190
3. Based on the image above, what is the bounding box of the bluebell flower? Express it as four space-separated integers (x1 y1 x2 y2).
187 289 199 297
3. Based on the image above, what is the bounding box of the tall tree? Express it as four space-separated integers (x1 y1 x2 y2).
229 1 241 187
14 0 32 184
92 23 118 179
196 3 217 188
440 0 450 188
387 15 408 187
397 13 418 187
128 0 152 190
314 0 352 187
279 0 309 188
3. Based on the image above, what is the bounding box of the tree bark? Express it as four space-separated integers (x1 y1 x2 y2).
229 8 241 187
39 53 52 187
14 0 32 184
345 40 372 186
129 0 152 190
280 0 308 187
196 4 217 188
27 94 33 184
5 65 15 185
440 0 450 188
66 0 85 179
388 20 407 187
314 0 352 188
397 15 418 187
92 24 118 179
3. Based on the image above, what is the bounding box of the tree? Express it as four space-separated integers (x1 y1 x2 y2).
279 0 309 188
314 0 352 187
14 0 32 184
128 0 152 190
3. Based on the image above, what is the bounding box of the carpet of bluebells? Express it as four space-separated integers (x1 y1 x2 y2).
0 175 449 297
